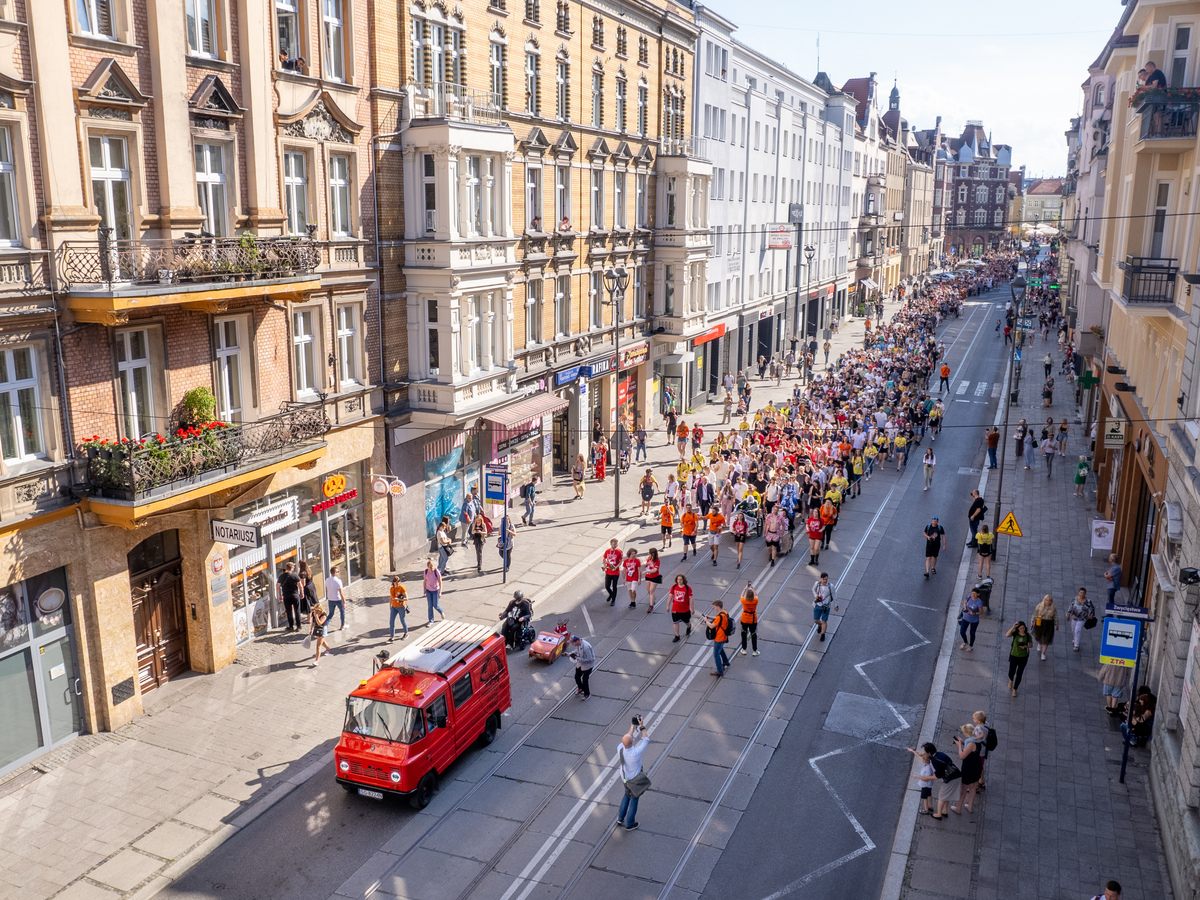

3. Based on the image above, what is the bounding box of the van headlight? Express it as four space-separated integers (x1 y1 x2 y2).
391 771 401 783
339 759 350 773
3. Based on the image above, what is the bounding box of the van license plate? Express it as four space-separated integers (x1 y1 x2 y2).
357 788 384 800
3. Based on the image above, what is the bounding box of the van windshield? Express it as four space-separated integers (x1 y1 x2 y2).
344 697 424 744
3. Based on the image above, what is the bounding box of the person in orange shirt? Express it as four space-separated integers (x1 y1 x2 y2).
680 504 699 560
676 421 690 460
819 499 837 551
659 501 675 550
706 508 726 565
939 363 951 393
739 583 759 656
388 576 408 642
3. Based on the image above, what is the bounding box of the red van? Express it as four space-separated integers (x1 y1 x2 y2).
335 621 511 808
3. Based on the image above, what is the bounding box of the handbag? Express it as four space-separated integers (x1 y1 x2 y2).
1084 616 1098 630
620 748 652 797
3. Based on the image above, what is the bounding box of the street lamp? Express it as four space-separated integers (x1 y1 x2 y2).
993 274 1027 535
803 245 816 373
603 265 630 520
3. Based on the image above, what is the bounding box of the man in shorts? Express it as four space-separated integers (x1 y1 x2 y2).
706 508 725 566
681 504 698 560
812 572 834 642
923 516 946 579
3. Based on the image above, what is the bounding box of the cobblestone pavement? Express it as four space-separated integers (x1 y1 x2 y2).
0 299 896 900
898 324 1173 900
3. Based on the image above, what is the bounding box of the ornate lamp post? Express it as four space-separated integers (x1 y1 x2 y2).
603 266 630 520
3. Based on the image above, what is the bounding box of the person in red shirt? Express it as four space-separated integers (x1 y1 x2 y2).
806 511 824 566
644 548 662 612
602 539 622 606
622 548 642 609
731 512 750 569
706 509 725 566
669 574 694 642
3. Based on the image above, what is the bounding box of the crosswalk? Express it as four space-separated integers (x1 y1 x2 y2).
943 379 999 404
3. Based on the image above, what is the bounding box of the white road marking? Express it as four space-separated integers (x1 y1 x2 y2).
974 382 987 397
992 382 1002 398
955 380 969 395
580 604 594 636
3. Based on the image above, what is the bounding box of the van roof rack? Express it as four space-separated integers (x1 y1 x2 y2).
384 621 500 675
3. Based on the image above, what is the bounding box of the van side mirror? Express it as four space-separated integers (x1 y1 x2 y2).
436 716 448 729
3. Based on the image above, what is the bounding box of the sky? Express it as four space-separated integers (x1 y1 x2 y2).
707 0 1127 178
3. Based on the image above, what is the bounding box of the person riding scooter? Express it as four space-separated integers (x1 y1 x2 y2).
499 590 534 649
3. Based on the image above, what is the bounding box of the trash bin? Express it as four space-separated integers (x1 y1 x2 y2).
1010 389 1020 406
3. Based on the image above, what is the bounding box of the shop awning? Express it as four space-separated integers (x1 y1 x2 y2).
486 393 569 430
861 278 880 291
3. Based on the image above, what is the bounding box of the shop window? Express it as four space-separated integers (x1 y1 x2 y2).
194 142 228 237
336 304 360 386
292 307 321 397
0 345 42 462
424 432 479 539
213 316 247 423
116 328 155 438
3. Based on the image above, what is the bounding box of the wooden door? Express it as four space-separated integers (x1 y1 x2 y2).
132 566 188 692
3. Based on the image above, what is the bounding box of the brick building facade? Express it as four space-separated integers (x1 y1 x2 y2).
943 121 1014 256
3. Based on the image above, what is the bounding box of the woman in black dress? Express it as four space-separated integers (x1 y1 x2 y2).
951 723 983 814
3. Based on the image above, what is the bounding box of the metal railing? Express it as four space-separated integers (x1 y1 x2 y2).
1121 256 1178 304
58 230 320 291
1138 99 1200 141
406 82 502 126
657 135 709 160
84 401 330 501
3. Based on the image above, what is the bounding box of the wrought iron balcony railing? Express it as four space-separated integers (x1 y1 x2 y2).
58 231 320 291
84 401 330 501
1137 98 1200 141
1120 256 1178 305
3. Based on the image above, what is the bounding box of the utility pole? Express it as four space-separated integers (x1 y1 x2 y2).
603 266 630 520
790 203 804 340
993 274 1027 534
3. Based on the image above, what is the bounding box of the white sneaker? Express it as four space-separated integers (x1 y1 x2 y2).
739 648 746 655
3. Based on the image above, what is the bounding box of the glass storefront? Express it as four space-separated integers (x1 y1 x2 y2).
0 566 81 775
226 464 368 645
424 432 480 541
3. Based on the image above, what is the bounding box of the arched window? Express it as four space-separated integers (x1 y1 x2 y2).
1095 83 1105 107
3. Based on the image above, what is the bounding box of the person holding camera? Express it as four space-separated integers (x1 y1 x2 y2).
568 635 594 700
617 716 651 831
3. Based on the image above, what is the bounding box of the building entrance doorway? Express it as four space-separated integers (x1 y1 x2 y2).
129 530 189 693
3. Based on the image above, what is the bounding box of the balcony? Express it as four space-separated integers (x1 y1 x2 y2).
658 135 709 161
404 82 502 126
83 401 331 521
1136 94 1200 146
57 232 321 324
1119 256 1178 306
0 250 53 299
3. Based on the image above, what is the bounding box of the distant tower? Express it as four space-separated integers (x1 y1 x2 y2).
889 80 900 112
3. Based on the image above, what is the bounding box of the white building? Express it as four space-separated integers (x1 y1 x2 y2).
687 4 855 392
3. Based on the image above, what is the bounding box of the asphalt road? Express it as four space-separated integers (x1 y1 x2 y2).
155 289 1014 900
697 287 1012 900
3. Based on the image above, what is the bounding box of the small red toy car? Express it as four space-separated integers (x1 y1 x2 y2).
528 619 569 663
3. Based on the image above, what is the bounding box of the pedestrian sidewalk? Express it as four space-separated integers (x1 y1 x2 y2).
0 300 902 900
896 329 1172 899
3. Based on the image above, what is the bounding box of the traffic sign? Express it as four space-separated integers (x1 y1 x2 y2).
996 512 1023 537
1100 617 1142 668
1014 349 1022 362
484 468 508 503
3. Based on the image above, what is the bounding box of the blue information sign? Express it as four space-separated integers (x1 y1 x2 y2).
484 469 508 503
1100 617 1142 668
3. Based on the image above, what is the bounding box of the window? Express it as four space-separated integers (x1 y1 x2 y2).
556 60 570 120
213 318 246 423
1173 28 1191 88
292 308 319 396
490 42 505 103
526 279 543 344
525 164 542 230
322 0 345 81
427 298 440 375
116 329 154 438
590 271 603 328
995 186 1005 204
277 0 300 63
466 293 480 371
555 164 569 226
592 15 603 48
616 26 627 58
637 85 648 135
451 673 473 707
615 78 626 132
638 36 648 66
283 150 309 234
555 0 570 33
975 185 986 204
329 154 352 237
590 168 603 228
186 0 217 56
635 172 648 227
525 0 539 23
421 153 436 233
956 209 965 226
663 265 674 315
555 275 571 335
89 135 133 241
77 0 115 38
633 267 645 318
0 128 19 246
1094 84 1105 107
194 143 228 237
1151 182 1170 257
466 155 483 235
592 71 603 128
665 176 676 227
614 171 626 228
973 209 986 225
336 304 359 385
526 52 540 114
448 28 463 84
957 185 966 203
993 209 1003 226
0 346 42 461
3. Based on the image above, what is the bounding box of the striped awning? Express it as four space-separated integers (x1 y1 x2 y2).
486 393 569 431
424 430 465 462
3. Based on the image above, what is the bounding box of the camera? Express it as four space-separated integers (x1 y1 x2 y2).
632 715 644 728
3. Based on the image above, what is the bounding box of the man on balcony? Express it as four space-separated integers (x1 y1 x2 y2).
1144 61 1167 90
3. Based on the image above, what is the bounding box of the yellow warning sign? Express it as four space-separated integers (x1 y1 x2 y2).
996 512 1023 537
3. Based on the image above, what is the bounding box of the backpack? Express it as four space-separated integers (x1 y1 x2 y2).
984 725 998 753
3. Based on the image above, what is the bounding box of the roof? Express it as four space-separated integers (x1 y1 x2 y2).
841 76 872 124
354 621 501 704
1028 178 1065 196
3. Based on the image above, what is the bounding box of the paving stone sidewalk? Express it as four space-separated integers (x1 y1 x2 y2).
0 300 897 900
900 328 1173 900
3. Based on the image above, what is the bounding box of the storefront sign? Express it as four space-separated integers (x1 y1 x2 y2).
1090 520 1116 553
242 498 301 537
322 473 348 498
390 480 406 496
618 378 631 407
693 323 726 347
556 366 583 386
584 357 616 378
619 342 649 369
312 488 358 514
372 476 390 496
211 519 262 549
758 308 774 320
1103 419 1127 449
1100 617 1141 668
768 224 793 250
497 423 541 455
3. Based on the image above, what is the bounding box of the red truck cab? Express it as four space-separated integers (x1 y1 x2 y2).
335 621 511 808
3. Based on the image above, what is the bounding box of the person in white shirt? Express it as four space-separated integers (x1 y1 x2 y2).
617 717 650 830
325 565 346 630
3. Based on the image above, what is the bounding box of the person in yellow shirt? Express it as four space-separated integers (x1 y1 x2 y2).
830 471 849 495
865 443 879 479
738 416 751 432
691 449 706 471
681 505 699 560
659 502 675 550
677 459 691 481
388 576 408 641
893 433 907 470
705 509 726 565
824 485 843 509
